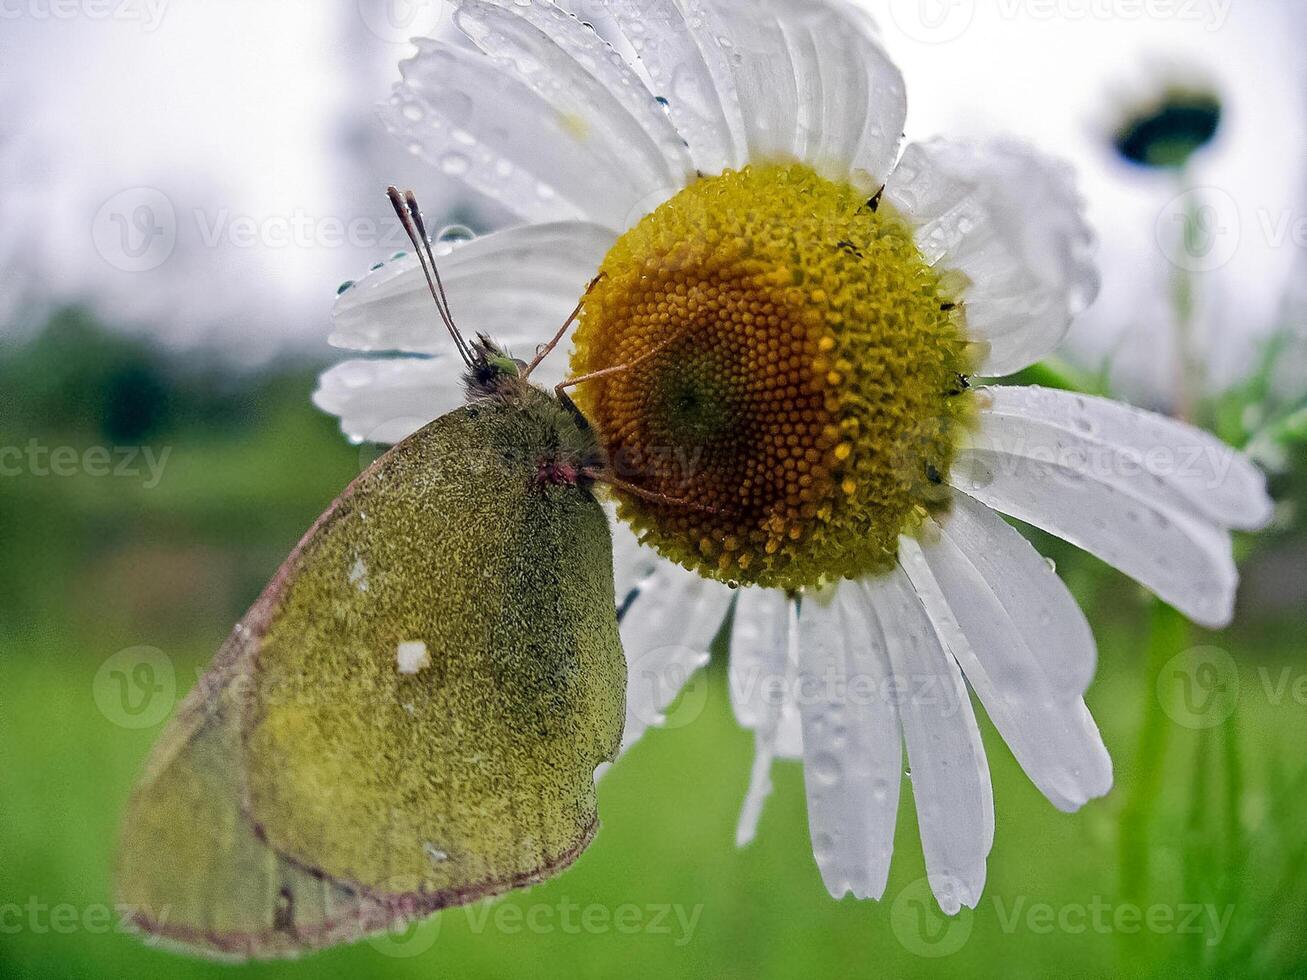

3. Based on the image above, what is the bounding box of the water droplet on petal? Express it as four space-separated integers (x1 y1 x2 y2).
439 151 470 176
436 224 476 244
812 752 842 785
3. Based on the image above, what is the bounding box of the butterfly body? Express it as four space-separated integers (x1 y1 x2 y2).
117 350 626 959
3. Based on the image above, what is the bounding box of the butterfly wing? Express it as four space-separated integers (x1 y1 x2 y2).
117 397 626 959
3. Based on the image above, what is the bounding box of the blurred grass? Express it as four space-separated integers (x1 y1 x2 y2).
1 314 1305 978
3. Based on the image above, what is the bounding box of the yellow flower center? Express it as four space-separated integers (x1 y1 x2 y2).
572 163 976 590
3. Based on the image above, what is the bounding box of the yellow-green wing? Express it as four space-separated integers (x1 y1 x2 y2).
117 395 625 959
116 629 394 959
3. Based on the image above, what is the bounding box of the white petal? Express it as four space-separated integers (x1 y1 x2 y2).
728 587 791 730
609 507 663 610
618 558 733 752
734 595 799 846
330 221 613 356
312 357 458 444
797 580 901 901
383 40 584 224
700 0 799 162
383 37 647 229
862 568 993 914
600 0 748 173
900 500 1113 813
885 139 1099 376
737 731 778 848
450 0 686 228
770 0 905 187
982 385 1274 531
956 398 1241 628
472 0 694 192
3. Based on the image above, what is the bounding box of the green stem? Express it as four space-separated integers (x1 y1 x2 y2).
1119 601 1190 901
1172 170 1210 424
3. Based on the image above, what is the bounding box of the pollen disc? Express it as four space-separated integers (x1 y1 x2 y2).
572 164 976 589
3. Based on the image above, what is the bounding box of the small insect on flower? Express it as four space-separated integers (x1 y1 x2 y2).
115 189 668 961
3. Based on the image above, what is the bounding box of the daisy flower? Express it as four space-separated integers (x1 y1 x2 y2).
880 2 1307 404
315 0 1273 913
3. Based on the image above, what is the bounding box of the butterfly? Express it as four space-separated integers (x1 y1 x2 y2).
115 188 686 960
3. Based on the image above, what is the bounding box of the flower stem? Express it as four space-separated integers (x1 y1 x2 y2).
1119 600 1189 900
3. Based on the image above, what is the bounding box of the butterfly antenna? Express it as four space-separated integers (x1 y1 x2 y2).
386 186 473 367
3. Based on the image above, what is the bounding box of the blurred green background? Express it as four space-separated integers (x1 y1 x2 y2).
2 310 1306 979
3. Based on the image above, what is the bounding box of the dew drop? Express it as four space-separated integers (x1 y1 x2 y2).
813 752 842 785
955 456 994 491
437 224 476 244
439 151 470 176
812 832 835 861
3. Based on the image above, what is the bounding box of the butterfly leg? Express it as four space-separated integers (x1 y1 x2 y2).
580 467 719 514
523 273 606 378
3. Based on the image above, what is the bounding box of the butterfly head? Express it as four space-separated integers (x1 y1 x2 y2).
464 335 530 400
